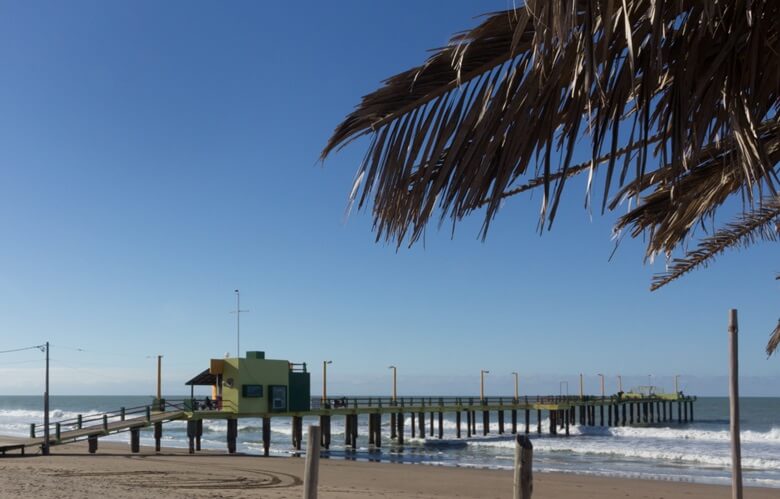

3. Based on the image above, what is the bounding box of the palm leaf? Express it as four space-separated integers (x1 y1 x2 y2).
768 319 780 357
323 1 780 250
650 196 780 290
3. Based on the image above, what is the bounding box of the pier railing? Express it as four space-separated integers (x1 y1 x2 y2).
310 392 689 410
312 395 598 410
29 403 159 441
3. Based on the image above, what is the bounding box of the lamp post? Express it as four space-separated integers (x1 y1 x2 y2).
617 375 623 393
480 370 489 403
597 373 605 398
675 374 680 395
579 373 584 399
157 355 163 402
388 365 397 403
512 372 519 401
322 361 332 403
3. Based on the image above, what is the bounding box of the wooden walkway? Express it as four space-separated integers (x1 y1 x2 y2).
0 409 184 455
3 393 695 457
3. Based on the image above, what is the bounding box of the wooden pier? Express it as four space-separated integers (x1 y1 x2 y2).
2 392 696 456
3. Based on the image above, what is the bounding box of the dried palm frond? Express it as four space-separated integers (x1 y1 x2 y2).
323 1 780 254
768 319 780 357
650 196 780 290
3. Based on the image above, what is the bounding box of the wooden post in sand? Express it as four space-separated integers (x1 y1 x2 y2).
513 434 533 499
729 309 743 499
303 425 320 499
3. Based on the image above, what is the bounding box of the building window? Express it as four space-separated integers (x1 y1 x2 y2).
242 384 263 398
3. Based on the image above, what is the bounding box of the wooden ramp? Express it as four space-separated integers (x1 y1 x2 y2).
1 410 184 455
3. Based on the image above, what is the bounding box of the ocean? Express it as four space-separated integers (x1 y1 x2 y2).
1 396 778 488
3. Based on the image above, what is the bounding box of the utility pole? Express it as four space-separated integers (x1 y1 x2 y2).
579 373 584 399
617 375 622 393
43 342 50 456
512 372 519 401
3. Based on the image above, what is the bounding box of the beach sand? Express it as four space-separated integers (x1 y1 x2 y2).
0 441 775 498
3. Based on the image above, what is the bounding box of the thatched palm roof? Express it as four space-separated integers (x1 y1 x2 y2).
322 1 780 352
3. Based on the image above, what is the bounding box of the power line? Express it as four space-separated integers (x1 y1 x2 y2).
0 345 45 355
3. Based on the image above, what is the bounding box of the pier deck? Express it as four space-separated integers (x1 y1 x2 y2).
4 393 695 456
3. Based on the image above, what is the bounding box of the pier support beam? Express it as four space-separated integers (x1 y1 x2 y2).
88 435 98 454
187 420 196 454
411 412 416 438
154 422 162 452
292 416 303 450
130 427 140 453
466 410 472 437
536 409 542 434
262 417 271 456
418 412 425 438
690 400 694 422
320 415 331 449
629 403 634 425
511 409 517 434
390 413 397 439
498 410 505 435
483 411 490 436
397 412 404 445
565 411 570 436
456 411 462 438
430 412 434 437
549 411 557 435
227 418 237 454
438 412 444 439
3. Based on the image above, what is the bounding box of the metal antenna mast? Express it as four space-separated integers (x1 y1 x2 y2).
231 289 249 357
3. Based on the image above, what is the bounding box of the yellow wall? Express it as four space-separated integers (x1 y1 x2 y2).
216 357 290 414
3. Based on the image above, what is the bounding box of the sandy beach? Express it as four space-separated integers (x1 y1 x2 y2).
0 441 775 499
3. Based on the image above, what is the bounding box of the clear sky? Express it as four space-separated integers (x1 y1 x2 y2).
0 0 777 397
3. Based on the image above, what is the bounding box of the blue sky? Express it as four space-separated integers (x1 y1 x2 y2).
0 1 777 397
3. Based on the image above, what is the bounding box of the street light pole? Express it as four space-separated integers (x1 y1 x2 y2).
388 366 397 402
598 373 605 398
512 372 519 401
322 361 332 403
579 373 584 399
42 342 49 456
617 375 623 393
480 370 489 402
157 355 163 403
